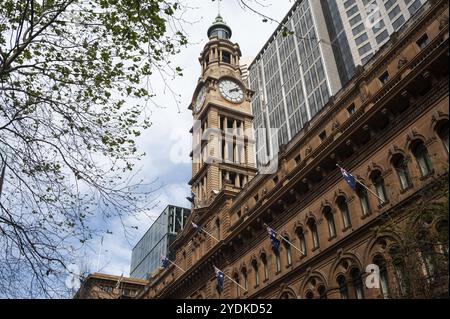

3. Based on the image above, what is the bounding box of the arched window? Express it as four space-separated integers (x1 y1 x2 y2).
252 260 260 286
222 51 231 64
233 273 240 298
392 154 412 190
373 255 390 299
411 140 433 177
417 230 436 280
242 267 248 291
275 251 281 273
437 121 449 154
356 184 371 216
389 246 409 297
337 275 348 299
350 268 365 299
283 236 292 266
318 285 327 299
296 227 307 256
308 219 320 250
337 196 351 229
215 218 221 241
370 170 388 205
323 206 336 238
261 253 269 281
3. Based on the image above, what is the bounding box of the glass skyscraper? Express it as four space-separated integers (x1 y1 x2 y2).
130 205 190 279
248 0 428 168
321 0 428 67
249 0 342 166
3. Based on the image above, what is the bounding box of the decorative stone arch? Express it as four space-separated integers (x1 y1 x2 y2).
365 161 387 181
387 145 411 166
430 110 448 135
320 200 336 216
292 220 307 235
250 254 259 266
303 211 319 226
333 189 350 204
320 199 334 210
280 230 292 241
328 251 365 282
363 230 403 264
299 270 329 298
238 261 247 274
277 286 298 299
404 130 428 151
258 247 268 260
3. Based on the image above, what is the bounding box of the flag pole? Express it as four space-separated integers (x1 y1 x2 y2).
264 223 305 255
165 256 186 273
214 266 247 292
193 222 220 243
336 164 387 204
201 229 220 243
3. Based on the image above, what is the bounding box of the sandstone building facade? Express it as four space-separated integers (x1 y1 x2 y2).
140 0 448 299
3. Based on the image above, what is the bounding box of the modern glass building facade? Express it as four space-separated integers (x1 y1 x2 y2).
249 0 342 166
321 0 428 67
130 205 190 279
249 0 428 168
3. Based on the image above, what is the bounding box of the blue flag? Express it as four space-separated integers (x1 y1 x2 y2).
340 167 357 190
161 255 170 268
267 227 280 252
214 266 225 293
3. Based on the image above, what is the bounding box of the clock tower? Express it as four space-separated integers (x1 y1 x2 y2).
189 15 257 209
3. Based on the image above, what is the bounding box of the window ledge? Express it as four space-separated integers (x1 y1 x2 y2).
378 200 390 209
420 170 435 181
399 186 414 194
342 226 352 232
361 212 372 220
312 247 320 253
328 235 337 242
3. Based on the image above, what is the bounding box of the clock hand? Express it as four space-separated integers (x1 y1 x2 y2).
229 88 240 93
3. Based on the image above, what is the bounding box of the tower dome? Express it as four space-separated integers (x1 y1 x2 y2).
207 15 232 40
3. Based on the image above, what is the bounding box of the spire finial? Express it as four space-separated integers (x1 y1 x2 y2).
217 0 221 16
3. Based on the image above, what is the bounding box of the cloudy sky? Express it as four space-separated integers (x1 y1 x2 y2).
89 0 296 277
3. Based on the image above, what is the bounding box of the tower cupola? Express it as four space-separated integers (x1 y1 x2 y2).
207 15 232 40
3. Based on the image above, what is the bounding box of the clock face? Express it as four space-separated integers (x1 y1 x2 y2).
219 79 244 104
194 85 207 112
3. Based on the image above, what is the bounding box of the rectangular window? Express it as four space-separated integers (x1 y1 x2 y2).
352 23 365 36
319 130 327 141
344 0 356 9
349 14 362 26
408 0 423 15
358 42 372 55
361 53 374 65
355 33 368 46
372 20 385 33
384 0 396 10
346 5 359 18
392 15 406 30
388 5 401 20
376 30 389 44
